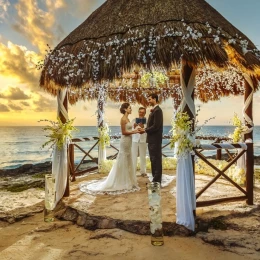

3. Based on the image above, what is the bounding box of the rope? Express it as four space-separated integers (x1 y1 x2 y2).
57 88 69 121
199 142 247 150
180 65 196 117
242 74 254 135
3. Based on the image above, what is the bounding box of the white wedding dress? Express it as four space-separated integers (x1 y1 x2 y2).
80 122 140 195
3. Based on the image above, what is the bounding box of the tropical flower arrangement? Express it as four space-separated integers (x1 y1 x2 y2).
98 124 111 149
169 108 215 157
140 71 168 87
229 113 248 143
39 118 78 150
169 111 195 157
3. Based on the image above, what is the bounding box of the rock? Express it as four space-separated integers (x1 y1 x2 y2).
98 218 116 229
0 202 44 223
77 213 87 226
116 220 150 235
84 218 98 230
0 176 45 192
61 207 78 222
0 161 52 177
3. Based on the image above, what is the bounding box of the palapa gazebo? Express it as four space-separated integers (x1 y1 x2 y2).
39 0 260 228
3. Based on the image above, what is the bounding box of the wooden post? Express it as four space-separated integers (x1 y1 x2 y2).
181 60 196 217
98 97 104 128
215 138 222 160
216 149 222 160
181 64 195 130
244 78 254 205
97 88 106 169
181 61 195 164
69 143 75 182
58 89 70 197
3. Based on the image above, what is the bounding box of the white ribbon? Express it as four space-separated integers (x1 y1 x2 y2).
200 143 247 150
176 64 196 231
52 88 69 206
97 85 107 168
179 65 196 117
237 74 254 173
242 74 254 134
57 88 69 121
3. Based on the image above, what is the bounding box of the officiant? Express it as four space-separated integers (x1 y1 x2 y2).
132 107 147 177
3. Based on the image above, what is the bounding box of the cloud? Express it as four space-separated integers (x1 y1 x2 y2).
65 0 105 17
0 41 41 89
20 101 30 106
0 86 30 100
8 101 23 111
12 0 67 53
0 0 10 23
33 94 57 112
0 103 9 112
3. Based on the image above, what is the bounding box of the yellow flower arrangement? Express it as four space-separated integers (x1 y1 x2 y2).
140 71 168 87
98 124 111 149
170 111 194 156
40 117 78 150
229 113 248 143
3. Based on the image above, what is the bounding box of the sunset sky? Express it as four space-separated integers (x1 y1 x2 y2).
0 0 259 126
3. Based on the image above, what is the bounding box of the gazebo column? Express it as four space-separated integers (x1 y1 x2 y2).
97 85 107 170
175 60 196 231
243 74 254 205
180 61 196 164
56 88 69 199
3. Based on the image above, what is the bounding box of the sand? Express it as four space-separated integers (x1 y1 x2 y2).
0 170 260 260
0 213 250 260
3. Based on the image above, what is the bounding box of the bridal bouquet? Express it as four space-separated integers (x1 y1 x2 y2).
98 123 111 149
40 117 78 150
229 113 248 143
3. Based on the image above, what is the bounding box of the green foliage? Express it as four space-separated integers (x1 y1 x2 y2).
170 111 194 156
98 124 111 149
40 117 78 150
140 71 168 87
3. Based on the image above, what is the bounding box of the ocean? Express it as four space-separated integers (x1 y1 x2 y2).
0 126 259 170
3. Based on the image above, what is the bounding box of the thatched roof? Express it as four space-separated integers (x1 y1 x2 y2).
39 0 260 104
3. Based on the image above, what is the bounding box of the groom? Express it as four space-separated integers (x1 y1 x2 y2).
143 93 163 184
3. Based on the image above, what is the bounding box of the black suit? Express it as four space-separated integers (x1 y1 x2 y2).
146 105 163 183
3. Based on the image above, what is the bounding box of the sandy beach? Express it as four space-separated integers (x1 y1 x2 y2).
1 168 260 260
0 213 250 260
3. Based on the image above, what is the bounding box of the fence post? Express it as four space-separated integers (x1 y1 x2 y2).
69 143 75 182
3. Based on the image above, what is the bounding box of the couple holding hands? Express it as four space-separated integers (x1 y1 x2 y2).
80 93 163 195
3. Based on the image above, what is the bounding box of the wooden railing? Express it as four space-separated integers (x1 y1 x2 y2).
194 142 253 206
68 135 254 205
68 134 172 181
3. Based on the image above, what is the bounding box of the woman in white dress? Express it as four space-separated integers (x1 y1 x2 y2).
80 103 142 195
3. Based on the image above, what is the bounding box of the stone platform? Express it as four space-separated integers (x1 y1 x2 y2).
55 169 254 236
56 170 194 236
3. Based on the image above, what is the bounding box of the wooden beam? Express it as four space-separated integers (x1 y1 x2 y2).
58 89 70 197
244 78 254 205
197 196 247 207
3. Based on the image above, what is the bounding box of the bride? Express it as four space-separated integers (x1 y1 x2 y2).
80 103 142 195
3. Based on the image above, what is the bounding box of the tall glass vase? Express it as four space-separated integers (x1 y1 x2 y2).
147 182 164 246
44 174 56 222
